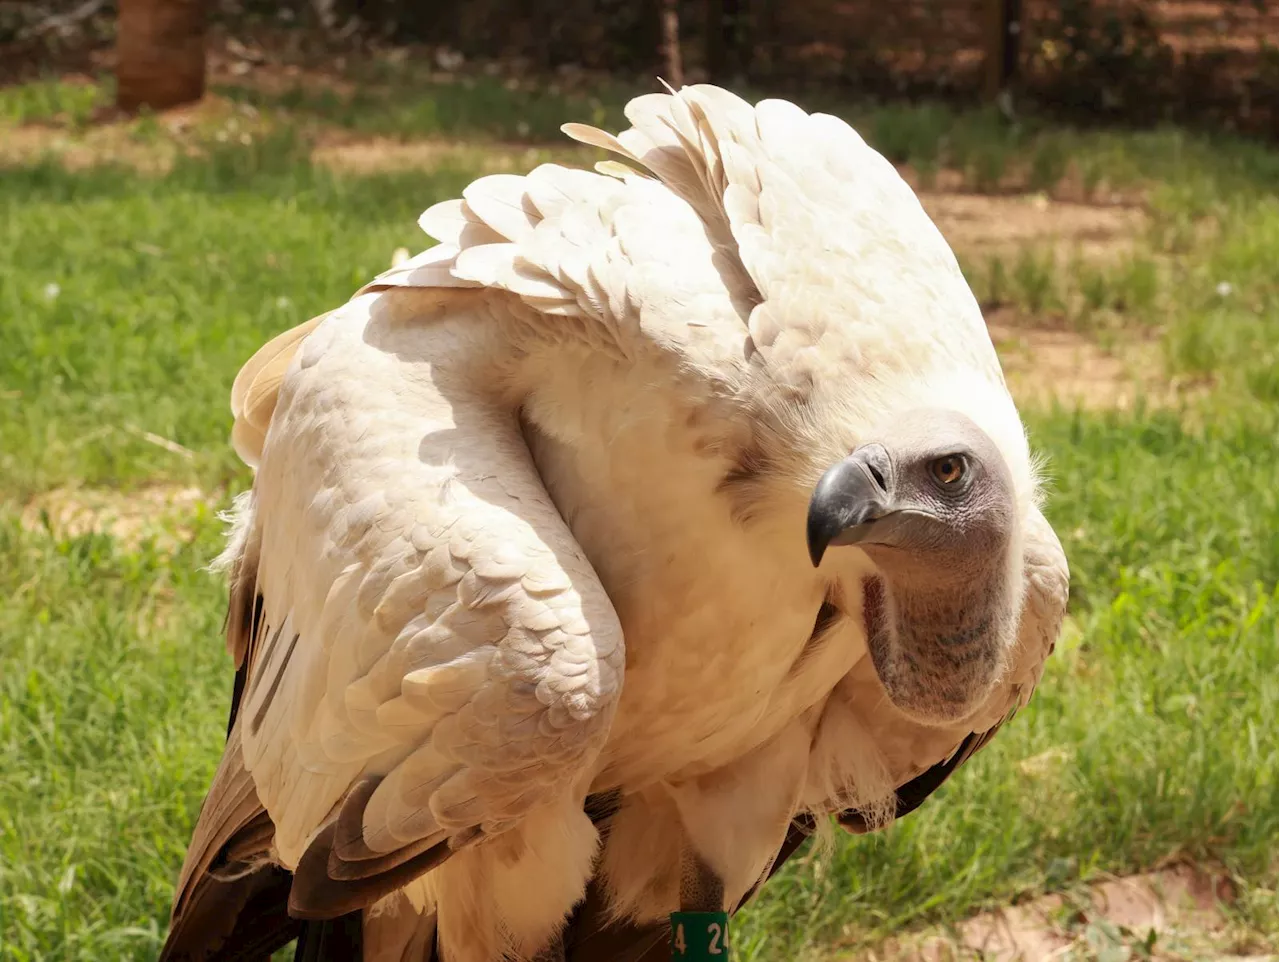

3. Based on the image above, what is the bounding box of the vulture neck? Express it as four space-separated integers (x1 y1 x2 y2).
862 553 1017 725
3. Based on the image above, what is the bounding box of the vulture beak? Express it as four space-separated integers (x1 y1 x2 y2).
806 443 895 567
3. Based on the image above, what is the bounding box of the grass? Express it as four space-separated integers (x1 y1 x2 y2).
962 190 1279 393
0 514 229 961
215 74 628 145
0 139 473 498
0 78 108 128
0 66 1276 961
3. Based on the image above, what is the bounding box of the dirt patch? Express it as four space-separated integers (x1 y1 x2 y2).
846 865 1272 962
311 137 471 173
209 53 361 101
988 310 1209 412
989 313 1155 411
0 108 596 180
0 92 277 173
0 121 182 173
20 484 213 552
922 191 1147 261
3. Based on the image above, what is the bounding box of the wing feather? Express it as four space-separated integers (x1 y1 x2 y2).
562 85 1002 386
351 160 753 376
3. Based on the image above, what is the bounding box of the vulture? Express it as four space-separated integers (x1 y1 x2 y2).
160 84 1069 962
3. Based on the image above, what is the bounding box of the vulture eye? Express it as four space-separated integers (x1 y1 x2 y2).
929 455 967 487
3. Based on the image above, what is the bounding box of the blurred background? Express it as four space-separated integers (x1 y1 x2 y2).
1 0 1278 131
0 2 1276 961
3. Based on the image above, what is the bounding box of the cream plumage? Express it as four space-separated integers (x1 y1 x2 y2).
162 84 1068 962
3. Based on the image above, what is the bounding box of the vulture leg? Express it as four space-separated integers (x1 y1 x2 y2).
678 845 726 912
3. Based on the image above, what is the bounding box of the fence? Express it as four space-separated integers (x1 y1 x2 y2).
2 0 1276 135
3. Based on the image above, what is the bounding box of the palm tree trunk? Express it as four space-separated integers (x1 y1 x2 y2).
116 0 207 112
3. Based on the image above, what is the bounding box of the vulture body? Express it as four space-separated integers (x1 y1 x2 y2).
161 84 1069 962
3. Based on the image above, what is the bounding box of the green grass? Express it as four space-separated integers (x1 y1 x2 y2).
0 77 109 128
215 73 629 144
0 515 230 961
961 191 1279 393
0 72 1276 961
0 141 473 498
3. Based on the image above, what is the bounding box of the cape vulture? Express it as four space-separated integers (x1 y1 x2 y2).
161 84 1069 962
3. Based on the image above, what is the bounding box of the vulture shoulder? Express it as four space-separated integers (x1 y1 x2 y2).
357 162 755 379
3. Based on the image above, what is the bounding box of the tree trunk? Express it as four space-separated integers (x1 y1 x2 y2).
660 0 684 88
116 0 207 112
982 0 1021 101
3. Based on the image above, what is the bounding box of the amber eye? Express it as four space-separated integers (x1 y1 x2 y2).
929 455 967 487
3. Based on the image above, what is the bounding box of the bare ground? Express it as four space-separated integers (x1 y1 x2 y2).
843 865 1275 962
919 191 1147 262
18 483 214 552
310 134 592 176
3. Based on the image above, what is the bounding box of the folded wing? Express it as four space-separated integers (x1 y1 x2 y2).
175 287 626 934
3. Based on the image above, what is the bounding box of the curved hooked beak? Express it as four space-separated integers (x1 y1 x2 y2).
806 443 896 567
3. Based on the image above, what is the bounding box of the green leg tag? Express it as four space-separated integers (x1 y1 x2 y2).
669 911 730 960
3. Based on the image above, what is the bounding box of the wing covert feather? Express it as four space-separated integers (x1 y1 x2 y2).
355 163 754 376
565 85 1003 386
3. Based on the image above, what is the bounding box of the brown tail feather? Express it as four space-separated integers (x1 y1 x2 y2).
159 863 299 962
160 726 298 961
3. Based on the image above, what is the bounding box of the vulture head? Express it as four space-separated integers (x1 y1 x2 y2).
803 404 1026 726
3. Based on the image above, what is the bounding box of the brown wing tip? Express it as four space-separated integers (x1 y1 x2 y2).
288 800 455 920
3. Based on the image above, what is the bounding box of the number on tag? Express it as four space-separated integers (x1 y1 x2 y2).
707 922 724 955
